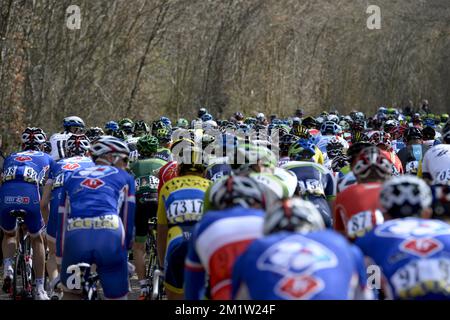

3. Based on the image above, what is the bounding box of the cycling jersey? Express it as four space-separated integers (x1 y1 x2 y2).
57 165 135 299
157 175 211 293
129 157 167 242
421 144 450 184
397 144 430 170
204 161 232 183
45 156 94 241
158 161 178 194
333 182 384 239
154 147 173 162
277 156 290 167
49 132 72 160
355 218 450 300
0 151 54 235
185 206 264 300
232 230 373 300
282 161 336 227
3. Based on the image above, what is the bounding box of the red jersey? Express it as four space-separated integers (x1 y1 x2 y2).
157 161 178 193
333 182 384 239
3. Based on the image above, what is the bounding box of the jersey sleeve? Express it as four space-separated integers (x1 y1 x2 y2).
157 185 168 225
184 226 206 300
120 173 136 250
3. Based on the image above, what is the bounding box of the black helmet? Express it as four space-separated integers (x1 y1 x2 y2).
405 127 423 141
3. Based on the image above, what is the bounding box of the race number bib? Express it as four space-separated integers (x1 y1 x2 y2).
135 175 159 192
435 169 450 184
346 210 384 239
298 179 325 196
391 258 450 298
167 199 203 223
23 166 39 183
53 173 65 189
2 166 18 182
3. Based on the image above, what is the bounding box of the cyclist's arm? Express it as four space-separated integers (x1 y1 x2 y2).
40 182 52 224
120 175 136 251
184 229 206 300
55 188 68 265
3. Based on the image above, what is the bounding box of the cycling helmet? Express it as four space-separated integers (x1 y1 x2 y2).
21 127 47 150
232 144 277 171
404 127 423 141
263 198 325 235
136 135 159 157
353 146 392 180
155 126 172 144
302 116 317 129
256 113 266 122
279 134 299 155
63 116 85 132
326 137 345 159
91 135 130 157
331 154 350 172
380 175 432 218
288 139 316 161
209 175 265 210
291 124 311 139
112 130 127 141
175 145 205 174
133 120 150 136
201 113 213 122
320 121 341 135
85 127 105 142
234 112 244 121
422 126 436 141
65 134 91 157
159 116 172 128
176 118 189 129
423 118 436 128
347 142 372 164
202 134 215 150
383 120 398 133
351 119 365 131
244 117 257 126
369 131 392 150
105 121 119 134
198 108 208 118
118 118 134 135
441 114 449 124
327 114 339 123
351 131 369 144
432 184 450 221
339 120 350 131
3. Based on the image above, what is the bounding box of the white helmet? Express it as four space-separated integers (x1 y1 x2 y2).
63 116 85 130
263 198 325 235
91 136 130 160
209 175 265 210
65 134 91 157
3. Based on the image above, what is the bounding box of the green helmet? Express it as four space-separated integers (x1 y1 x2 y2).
232 144 277 171
176 118 189 129
137 135 159 157
442 114 449 123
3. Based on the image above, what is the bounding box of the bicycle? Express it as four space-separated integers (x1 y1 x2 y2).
145 217 165 300
9 209 35 300
75 263 100 300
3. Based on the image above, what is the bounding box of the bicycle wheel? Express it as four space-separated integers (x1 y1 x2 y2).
13 253 31 300
23 235 35 297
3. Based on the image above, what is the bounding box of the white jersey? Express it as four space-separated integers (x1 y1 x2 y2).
421 144 450 184
273 167 298 197
49 132 72 160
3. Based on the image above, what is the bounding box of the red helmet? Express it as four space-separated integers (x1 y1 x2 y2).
353 146 393 180
369 131 392 151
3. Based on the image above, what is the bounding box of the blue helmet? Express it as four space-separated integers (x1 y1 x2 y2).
105 121 119 132
288 138 316 161
160 116 172 127
201 113 213 122
423 118 436 128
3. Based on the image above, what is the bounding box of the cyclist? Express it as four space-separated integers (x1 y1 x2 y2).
336 142 373 192
118 118 135 140
56 136 135 300
355 175 450 300
153 122 173 162
129 135 167 299
278 134 299 167
104 121 120 136
184 175 266 300
368 131 403 175
175 118 189 130
420 122 450 185
133 120 151 137
85 127 104 142
333 146 392 239
397 127 429 170
282 139 336 227
1 127 54 299
40 134 94 299
156 145 211 300
232 198 373 300
49 116 85 160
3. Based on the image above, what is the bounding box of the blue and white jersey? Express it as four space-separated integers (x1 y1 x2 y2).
56 165 136 255
2 150 54 185
355 218 450 300
47 156 95 189
232 230 372 300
